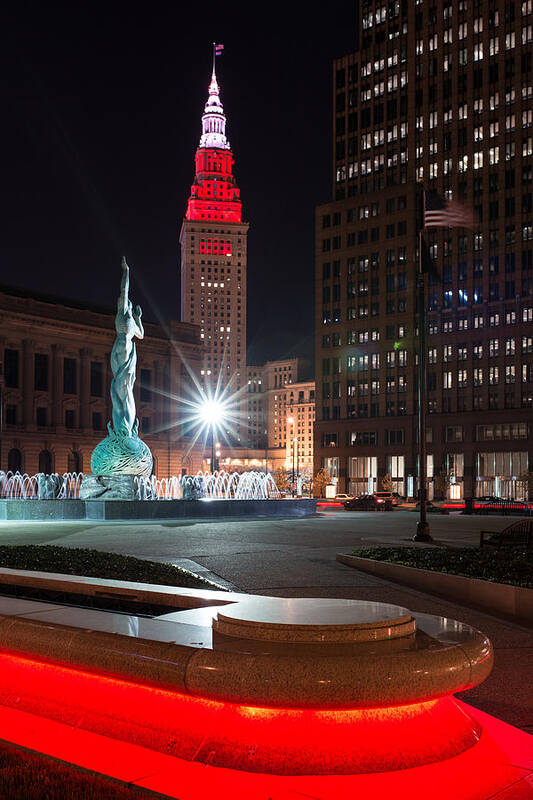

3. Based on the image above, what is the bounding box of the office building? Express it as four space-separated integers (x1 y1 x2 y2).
315 0 533 499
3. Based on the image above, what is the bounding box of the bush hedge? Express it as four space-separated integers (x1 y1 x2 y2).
0 545 222 590
351 545 533 588
0 741 150 799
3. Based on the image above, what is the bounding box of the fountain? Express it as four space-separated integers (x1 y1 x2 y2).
0 465 308 519
0 260 314 520
0 470 280 502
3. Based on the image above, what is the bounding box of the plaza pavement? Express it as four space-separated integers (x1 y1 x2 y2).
0 509 531 734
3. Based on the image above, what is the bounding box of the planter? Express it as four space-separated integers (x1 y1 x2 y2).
336 553 533 626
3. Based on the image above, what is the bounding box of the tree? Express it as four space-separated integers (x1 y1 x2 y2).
313 467 331 498
381 472 392 491
433 469 452 500
298 466 313 496
273 466 290 492
519 470 533 500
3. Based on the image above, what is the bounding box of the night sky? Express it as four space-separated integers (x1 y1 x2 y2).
1 2 357 368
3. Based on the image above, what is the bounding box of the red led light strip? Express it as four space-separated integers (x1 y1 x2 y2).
0 651 528 796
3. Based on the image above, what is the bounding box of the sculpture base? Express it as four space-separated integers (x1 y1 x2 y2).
37 474 64 500
90 430 153 480
80 474 154 501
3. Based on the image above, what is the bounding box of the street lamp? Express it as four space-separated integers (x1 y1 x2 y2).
287 416 296 497
198 398 225 473
294 436 299 497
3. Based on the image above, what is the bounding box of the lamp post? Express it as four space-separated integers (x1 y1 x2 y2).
198 399 225 474
288 416 295 496
294 436 299 496
413 195 433 542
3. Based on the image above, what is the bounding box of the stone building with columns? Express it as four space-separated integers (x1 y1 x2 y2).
0 285 205 478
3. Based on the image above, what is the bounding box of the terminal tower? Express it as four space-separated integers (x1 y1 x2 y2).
179 50 249 428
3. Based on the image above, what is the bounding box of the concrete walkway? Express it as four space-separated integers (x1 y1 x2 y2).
0 509 530 733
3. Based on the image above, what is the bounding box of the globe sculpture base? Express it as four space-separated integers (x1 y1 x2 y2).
79 473 155 501
90 428 153 480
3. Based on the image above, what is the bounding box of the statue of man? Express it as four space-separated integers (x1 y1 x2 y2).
110 257 144 438
86 256 153 485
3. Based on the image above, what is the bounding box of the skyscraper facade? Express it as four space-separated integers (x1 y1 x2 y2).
179 57 249 433
315 0 533 501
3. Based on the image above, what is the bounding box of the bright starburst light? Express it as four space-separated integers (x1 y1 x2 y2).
159 342 247 457
187 391 237 442
132 313 247 460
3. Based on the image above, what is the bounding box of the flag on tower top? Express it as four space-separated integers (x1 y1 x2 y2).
215 43 224 55
424 190 477 229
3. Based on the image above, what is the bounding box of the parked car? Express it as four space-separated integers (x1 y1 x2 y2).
335 493 353 501
374 491 395 507
343 493 393 511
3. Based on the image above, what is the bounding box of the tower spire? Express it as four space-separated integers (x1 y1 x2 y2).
211 41 217 79
199 44 229 150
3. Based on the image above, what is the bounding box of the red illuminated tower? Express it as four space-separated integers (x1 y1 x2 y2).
180 50 249 431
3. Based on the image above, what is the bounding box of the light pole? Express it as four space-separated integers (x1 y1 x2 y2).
413 197 433 542
288 416 295 496
198 399 225 474
294 436 299 496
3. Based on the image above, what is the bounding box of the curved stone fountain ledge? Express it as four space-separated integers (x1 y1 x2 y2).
0 595 493 775
0 596 492 709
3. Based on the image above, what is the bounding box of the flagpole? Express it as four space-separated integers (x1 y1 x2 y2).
212 42 216 75
413 185 433 542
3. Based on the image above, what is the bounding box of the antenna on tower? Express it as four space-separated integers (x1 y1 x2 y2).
212 42 224 77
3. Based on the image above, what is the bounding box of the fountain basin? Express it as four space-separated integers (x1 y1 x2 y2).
0 498 316 521
0 577 493 776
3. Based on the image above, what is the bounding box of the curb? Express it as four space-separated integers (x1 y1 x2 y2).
336 553 533 627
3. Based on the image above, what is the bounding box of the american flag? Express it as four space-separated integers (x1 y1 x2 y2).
424 191 477 229
215 43 224 56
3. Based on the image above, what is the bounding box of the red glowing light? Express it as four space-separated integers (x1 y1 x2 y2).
0 649 485 775
186 147 242 223
0 657 530 799
199 238 232 255
441 502 532 512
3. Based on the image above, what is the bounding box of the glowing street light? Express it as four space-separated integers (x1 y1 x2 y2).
287 416 296 497
171 359 245 472
199 399 225 428
198 398 227 473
